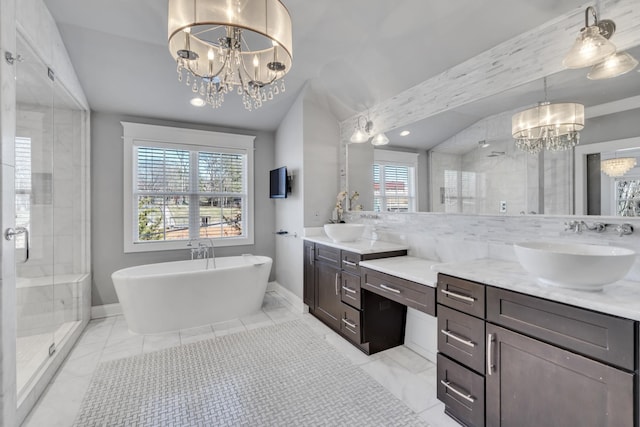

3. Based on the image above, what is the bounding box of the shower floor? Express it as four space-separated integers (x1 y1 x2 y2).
17 321 80 397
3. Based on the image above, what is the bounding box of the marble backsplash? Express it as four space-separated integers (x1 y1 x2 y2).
344 211 640 282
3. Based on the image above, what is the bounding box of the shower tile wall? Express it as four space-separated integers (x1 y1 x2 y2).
15 105 84 337
429 108 571 216
16 107 82 279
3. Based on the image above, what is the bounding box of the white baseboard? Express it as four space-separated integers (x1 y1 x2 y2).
268 281 306 313
91 303 122 319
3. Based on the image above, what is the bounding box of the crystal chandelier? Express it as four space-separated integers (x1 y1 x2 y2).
601 157 637 177
168 0 293 111
512 79 584 155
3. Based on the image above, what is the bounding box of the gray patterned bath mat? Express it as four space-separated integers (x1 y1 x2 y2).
74 319 427 426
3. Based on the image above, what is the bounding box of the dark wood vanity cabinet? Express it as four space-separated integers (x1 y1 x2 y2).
314 260 342 330
486 323 634 427
302 240 408 354
303 240 315 308
436 273 638 427
436 275 487 427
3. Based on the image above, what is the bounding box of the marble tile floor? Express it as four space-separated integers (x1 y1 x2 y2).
22 291 458 427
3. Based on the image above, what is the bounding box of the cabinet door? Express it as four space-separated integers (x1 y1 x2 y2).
303 241 315 309
486 323 634 427
314 262 342 330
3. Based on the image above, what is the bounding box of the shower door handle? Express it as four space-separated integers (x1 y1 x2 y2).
5 227 29 263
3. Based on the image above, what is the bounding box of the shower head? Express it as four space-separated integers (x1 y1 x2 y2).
487 151 506 158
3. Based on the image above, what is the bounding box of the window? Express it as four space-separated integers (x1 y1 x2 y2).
372 150 418 212
123 122 255 252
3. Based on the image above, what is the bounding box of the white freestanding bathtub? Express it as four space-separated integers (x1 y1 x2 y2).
112 255 272 334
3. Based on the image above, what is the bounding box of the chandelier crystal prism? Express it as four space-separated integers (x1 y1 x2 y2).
168 0 293 111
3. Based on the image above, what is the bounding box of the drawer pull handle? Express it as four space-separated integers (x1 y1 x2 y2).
440 380 475 403
379 284 401 294
441 329 476 348
342 260 358 267
342 286 357 294
441 289 476 303
335 273 339 296
487 333 495 376
342 318 357 329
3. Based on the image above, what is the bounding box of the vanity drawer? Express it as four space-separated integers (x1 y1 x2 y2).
437 353 485 427
341 251 362 275
438 305 486 374
362 268 435 315
341 272 361 309
315 244 341 267
339 303 362 344
437 274 485 319
487 287 636 371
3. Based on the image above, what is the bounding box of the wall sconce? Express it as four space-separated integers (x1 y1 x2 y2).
370 133 390 146
563 6 638 79
350 115 389 145
350 116 373 143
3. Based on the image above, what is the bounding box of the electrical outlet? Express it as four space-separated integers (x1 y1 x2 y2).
500 201 507 213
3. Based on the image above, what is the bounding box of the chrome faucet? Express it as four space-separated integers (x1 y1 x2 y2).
615 223 634 237
564 220 585 233
199 238 216 270
187 238 200 259
564 220 607 234
186 238 216 269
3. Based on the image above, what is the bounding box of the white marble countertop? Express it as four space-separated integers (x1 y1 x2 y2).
433 259 640 321
303 235 408 255
359 256 440 288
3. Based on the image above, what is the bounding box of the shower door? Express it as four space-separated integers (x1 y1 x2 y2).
14 36 56 398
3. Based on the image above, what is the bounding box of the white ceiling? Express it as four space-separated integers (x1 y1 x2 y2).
42 0 588 132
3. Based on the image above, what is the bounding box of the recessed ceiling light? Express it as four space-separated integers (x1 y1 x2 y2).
190 98 205 107
400 130 411 136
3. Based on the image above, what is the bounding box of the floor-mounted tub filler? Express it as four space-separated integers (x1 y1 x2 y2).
112 255 272 334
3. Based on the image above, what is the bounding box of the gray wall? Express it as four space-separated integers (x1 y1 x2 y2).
274 85 340 298
274 93 304 298
91 112 276 306
582 108 640 145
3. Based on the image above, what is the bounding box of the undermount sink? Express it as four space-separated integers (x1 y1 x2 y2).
323 223 365 243
514 241 636 291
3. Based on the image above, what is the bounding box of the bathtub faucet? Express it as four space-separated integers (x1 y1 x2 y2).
186 238 201 260
198 239 216 270
186 238 216 269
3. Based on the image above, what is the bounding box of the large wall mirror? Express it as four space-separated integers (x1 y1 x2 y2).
346 45 640 216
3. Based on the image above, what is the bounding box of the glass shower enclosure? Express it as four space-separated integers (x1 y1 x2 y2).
14 34 90 402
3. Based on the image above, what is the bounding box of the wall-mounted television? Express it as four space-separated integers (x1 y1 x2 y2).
269 166 289 198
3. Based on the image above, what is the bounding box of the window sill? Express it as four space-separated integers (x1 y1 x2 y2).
123 236 255 253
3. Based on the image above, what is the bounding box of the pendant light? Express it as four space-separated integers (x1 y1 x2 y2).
512 78 584 154
601 157 637 177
